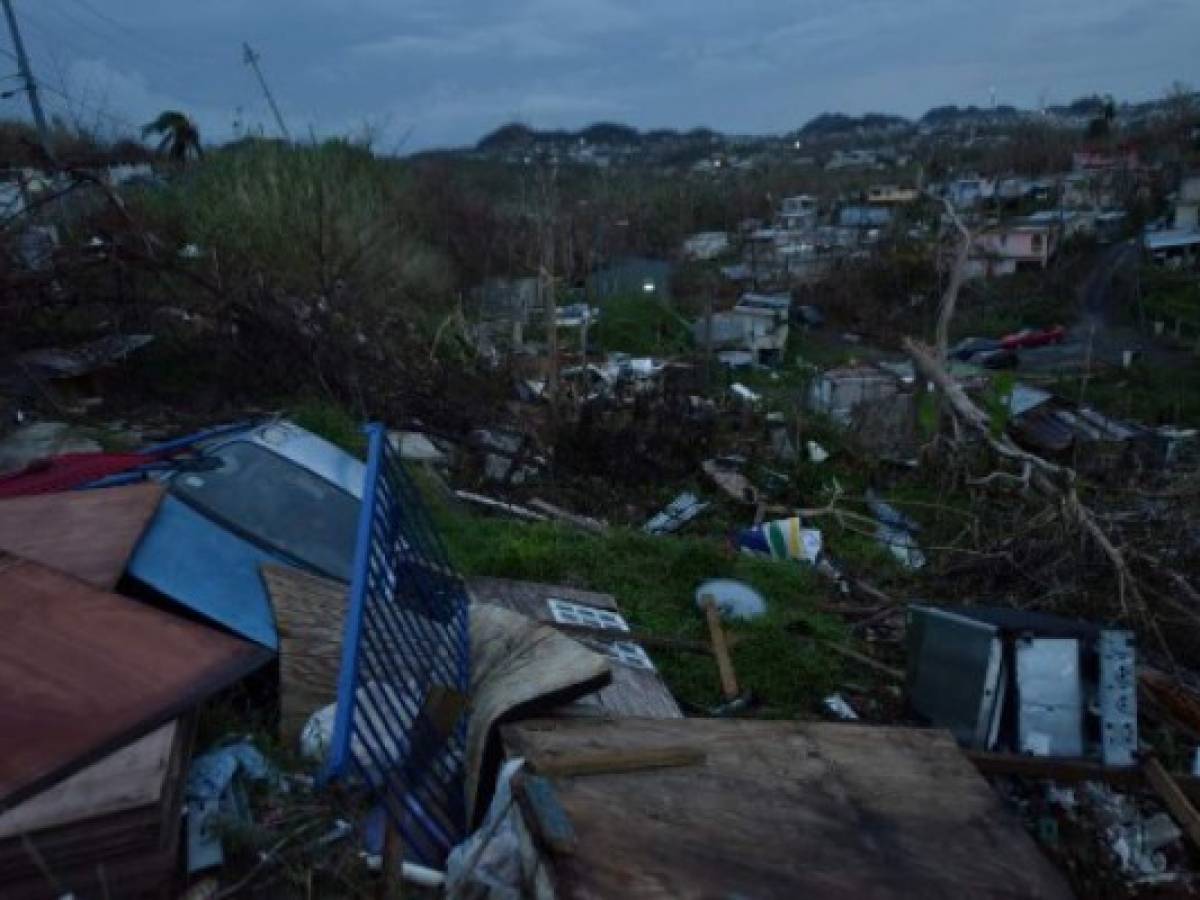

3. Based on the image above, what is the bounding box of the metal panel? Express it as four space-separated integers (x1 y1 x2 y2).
1015 638 1083 757
1098 630 1138 767
127 495 283 649
906 605 1004 748
324 424 470 866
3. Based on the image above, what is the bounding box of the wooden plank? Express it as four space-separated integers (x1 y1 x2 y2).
528 745 705 778
0 482 164 589
0 722 177 839
260 564 348 743
503 718 1073 900
467 576 619 612
0 712 193 884
1144 755 1200 850
0 553 270 807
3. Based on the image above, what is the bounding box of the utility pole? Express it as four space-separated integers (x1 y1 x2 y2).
242 42 290 141
1 0 51 157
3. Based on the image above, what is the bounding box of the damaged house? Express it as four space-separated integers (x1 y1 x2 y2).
694 292 791 366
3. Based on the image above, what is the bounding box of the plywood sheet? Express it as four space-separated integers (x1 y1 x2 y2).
0 482 164 588
467 576 619 612
0 722 177 838
0 554 270 807
261 563 348 743
503 718 1073 900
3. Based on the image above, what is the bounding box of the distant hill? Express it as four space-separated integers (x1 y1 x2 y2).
919 104 1021 125
475 121 729 152
798 112 909 136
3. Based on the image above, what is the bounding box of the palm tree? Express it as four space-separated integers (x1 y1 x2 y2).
142 111 203 162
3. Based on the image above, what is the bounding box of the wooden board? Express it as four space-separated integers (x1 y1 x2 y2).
468 577 683 720
467 576 620 612
467 604 610 825
0 712 193 892
261 564 348 743
0 554 270 807
503 718 1074 900
0 482 164 589
0 722 177 839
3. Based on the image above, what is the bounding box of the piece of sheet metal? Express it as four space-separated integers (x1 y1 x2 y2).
0 553 270 807
1098 630 1138 767
906 605 1005 748
127 495 284 648
1015 637 1084 757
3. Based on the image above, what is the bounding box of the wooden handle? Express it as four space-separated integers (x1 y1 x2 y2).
702 596 739 700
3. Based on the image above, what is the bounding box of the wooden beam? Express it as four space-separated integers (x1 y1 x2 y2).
1144 756 1200 850
820 641 904 682
528 746 706 778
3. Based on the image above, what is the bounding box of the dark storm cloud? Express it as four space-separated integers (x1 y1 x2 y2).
8 0 1198 149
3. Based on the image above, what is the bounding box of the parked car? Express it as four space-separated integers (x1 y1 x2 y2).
1000 326 1066 350
950 337 1002 362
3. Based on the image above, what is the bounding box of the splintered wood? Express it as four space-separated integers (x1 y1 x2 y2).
503 718 1074 900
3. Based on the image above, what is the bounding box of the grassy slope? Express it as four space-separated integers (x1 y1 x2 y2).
434 504 846 717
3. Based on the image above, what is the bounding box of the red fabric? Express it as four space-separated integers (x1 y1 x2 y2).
0 453 156 498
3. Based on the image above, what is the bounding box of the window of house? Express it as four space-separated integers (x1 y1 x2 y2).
1032 234 1044 253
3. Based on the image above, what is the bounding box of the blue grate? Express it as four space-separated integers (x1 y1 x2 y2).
324 423 471 865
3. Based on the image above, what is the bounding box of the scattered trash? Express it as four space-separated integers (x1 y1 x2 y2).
702 458 760 504
391 429 448 464
185 738 278 874
13 334 154 382
528 497 607 534
454 489 548 522
644 491 710 534
866 490 925 569
730 382 761 404
823 693 859 721
907 605 1137 764
736 516 823 564
0 421 102 474
807 440 829 463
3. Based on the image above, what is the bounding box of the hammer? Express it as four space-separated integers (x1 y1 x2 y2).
700 593 754 716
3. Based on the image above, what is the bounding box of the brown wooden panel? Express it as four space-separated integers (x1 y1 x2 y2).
467 576 619 612
0 482 165 589
0 722 177 839
0 554 270 807
261 563 348 744
503 718 1074 900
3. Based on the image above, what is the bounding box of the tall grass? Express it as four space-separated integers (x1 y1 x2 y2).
134 139 454 329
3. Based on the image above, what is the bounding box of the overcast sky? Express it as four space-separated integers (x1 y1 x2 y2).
6 0 1199 151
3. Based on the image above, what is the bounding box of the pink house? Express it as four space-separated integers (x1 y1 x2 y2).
965 223 1056 279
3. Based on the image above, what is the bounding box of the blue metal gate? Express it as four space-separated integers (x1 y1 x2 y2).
325 423 470 865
